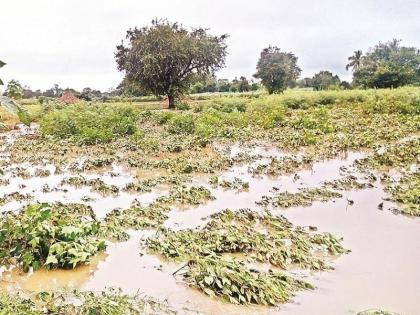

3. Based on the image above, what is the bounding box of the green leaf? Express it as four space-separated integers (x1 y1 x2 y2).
45 255 58 265
0 96 31 126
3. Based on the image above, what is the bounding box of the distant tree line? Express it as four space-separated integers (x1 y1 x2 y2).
2 19 419 108
189 77 261 94
346 39 420 88
2 81 117 101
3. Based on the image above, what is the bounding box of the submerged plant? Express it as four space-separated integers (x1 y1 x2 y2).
385 172 420 216
0 288 181 315
0 203 106 272
258 187 342 208
147 209 347 270
182 255 313 305
156 185 215 205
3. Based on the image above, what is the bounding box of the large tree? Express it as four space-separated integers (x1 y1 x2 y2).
115 19 228 108
352 39 420 88
311 71 341 91
254 46 301 94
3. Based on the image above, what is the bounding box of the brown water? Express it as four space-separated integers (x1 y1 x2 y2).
1 134 419 314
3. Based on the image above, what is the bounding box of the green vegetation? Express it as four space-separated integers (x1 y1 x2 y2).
0 59 5 86
254 46 301 94
115 19 228 108
0 289 180 315
146 209 346 305
350 39 420 88
183 255 312 305
0 203 106 272
258 188 343 208
0 87 418 310
147 209 346 269
40 103 139 144
385 172 420 216
4 79 23 100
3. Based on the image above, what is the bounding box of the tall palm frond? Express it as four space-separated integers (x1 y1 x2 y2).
346 50 363 71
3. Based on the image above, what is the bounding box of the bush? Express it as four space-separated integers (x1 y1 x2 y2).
165 114 195 134
40 104 139 144
175 102 191 111
0 203 106 272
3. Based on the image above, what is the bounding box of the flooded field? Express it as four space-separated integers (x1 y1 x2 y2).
1 123 419 314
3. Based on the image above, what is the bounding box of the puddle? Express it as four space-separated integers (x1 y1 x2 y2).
0 132 419 314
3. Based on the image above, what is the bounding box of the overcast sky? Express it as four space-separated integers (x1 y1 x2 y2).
1 0 419 91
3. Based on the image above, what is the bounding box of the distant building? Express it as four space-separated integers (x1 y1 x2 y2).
59 90 78 104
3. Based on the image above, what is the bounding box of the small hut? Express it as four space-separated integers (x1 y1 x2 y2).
59 90 78 104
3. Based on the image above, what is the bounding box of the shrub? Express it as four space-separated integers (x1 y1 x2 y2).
165 114 195 134
40 104 139 144
0 203 106 272
175 102 191 111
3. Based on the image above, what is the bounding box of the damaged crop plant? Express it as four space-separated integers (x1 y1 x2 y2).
146 209 348 305
0 203 106 272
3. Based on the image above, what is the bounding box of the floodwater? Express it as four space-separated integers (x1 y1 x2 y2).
1 131 419 315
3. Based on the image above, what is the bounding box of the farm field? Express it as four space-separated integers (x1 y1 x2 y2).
0 88 419 314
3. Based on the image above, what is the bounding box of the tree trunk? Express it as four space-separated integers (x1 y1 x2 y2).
168 94 175 109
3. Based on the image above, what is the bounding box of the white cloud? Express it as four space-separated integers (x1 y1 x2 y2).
1 0 419 91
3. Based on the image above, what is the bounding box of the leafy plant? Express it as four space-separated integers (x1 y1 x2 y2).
258 187 343 208
0 203 106 272
183 255 313 305
40 104 139 144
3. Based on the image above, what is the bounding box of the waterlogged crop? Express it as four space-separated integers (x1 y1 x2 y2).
385 172 420 216
182 255 313 305
156 185 215 205
0 288 180 315
147 209 346 270
61 176 119 195
100 202 170 241
0 87 418 311
0 203 106 272
258 188 342 209
146 208 347 305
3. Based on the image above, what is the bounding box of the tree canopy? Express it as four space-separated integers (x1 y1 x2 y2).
312 71 341 91
352 39 420 88
5 79 23 99
115 19 228 108
254 46 301 94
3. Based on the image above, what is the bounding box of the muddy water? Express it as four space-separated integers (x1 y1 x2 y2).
279 187 420 315
1 135 419 314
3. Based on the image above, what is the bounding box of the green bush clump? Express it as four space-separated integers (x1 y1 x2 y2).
209 98 248 113
0 203 106 272
165 114 195 134
153 111 176 124
175 101 191 111
40 104 139 144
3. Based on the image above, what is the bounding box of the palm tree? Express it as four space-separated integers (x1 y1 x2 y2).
346 50 363 71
